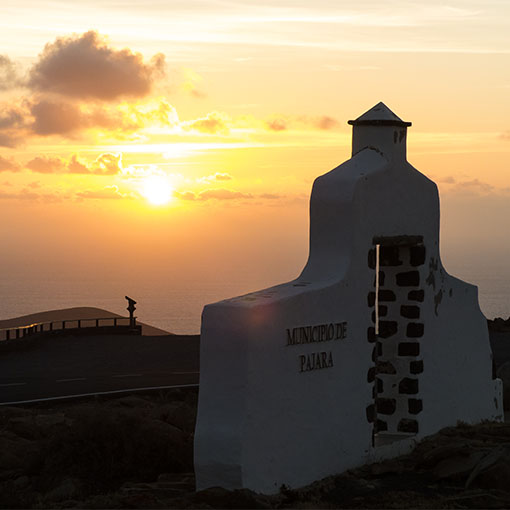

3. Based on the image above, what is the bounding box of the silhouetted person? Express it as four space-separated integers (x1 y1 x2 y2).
125 296 137 328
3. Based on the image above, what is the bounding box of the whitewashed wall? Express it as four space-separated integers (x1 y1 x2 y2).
194 103 502 494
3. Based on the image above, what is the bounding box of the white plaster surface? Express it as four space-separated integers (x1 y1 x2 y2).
194 102 503 494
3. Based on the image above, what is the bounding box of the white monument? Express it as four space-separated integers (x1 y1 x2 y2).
194 102 503 494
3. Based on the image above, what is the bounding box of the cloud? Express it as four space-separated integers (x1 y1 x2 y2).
29 99 144 137
265 114 340 132
26 152 123 175
198 172 233 183
449 178 495 195
266 118 287 132
438 175 456 184
258 193 283 199
0 105 27 147
30 100 84 136
0 190 41 200
174 188 290 203
67 154 88 174
76 185 129 200
173 190 197 201
0 155 20 172
174 188 253 201
130 99 179 127
90 153 123 175
26 156 66 173
214 172 232 181
199 188 252 200
28 31 165 100
0 55 21 90
314 115 340 130
180 68 206 98
501 132 510 141
0 187 66 202
182 111 230 134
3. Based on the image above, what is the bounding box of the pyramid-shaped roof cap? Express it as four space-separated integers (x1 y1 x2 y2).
348 102 411 127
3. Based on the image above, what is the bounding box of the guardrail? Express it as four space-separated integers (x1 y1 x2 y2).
0 316 141 342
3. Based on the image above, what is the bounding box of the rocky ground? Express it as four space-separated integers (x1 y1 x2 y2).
2 319 510 509
2 388 510 509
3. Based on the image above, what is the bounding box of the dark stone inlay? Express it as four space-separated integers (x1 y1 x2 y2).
410 246 426 267
371 306 388 323
379 289 396 302
367 327 376 343
372 386 377 399
371 346 378 363
376 342 383 357
373 271 386 288
376 377 384 394
375 419 388 432
407 323 424 338
368 292 376 307
368 249 376 269
398 342 420 357
408 290 424 302
378 321 398 338
410 360 424 374
397 418 418 433
399 377 419 394
379 246 402 267
376 360 396 374
396 271 420 287
376 398 396 415
373 235 423 247
367 367 376 383
401 305 420 319
366 404 375 423
408 399 423 415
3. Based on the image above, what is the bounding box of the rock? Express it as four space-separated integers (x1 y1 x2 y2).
465 446 510 488
195 487 272 509
474 457 510 491
115 396 155 409
35 412 70 429
120 491 164 509
6 416 40 440
0 436 39 478
165 403 197 433
12 475 30 489
497 362 510 410
46 478 81 502
432 450 486 480
0 406 32 419
157 471 194 483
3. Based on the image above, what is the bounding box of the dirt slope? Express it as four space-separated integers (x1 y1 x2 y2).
0 307 171 336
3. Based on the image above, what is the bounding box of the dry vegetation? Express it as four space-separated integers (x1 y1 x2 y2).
2 388 510 508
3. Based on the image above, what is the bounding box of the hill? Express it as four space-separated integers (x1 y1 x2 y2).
0 307 171 336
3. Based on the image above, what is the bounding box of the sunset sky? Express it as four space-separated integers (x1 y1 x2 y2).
1 1 510 328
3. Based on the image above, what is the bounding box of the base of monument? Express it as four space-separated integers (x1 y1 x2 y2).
374 432 416 447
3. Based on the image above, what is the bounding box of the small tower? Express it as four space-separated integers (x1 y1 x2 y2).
348 101 411 160
194 102 503 494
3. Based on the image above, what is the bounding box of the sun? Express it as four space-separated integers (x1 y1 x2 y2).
140 175 173 205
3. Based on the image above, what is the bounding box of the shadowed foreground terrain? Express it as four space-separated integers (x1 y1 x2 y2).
3 388 510 509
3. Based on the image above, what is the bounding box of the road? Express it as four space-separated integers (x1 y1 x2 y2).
0 333 199 404
1 329 508 405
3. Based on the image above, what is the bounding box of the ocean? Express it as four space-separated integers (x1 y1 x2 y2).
1 262 509 335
